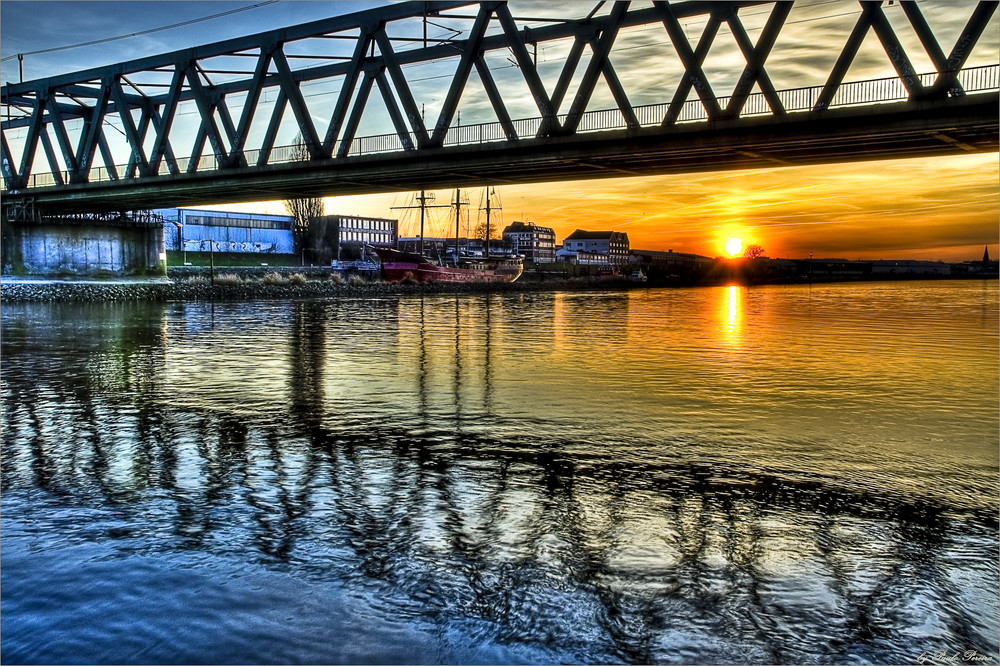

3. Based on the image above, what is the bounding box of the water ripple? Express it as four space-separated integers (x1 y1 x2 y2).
1 282 997 664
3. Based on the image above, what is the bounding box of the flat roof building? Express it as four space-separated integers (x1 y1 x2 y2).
562 229 630 266
307 215 398 263
156 208 294 254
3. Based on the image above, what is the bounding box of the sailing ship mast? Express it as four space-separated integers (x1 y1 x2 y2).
390 190 448 256
375 186 523 284
481 187 500 258
418 190 428 256
452 188 468 265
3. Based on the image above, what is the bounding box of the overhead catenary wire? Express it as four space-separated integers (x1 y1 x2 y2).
0 1 279 62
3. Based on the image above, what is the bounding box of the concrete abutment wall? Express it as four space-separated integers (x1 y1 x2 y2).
2 223 166 277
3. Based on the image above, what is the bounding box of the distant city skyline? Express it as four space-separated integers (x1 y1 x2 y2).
2 0 997 262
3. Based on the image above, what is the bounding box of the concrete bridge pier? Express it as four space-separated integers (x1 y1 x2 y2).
1 206 166 278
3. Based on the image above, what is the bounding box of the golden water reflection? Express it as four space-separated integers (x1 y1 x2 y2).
724 284 743 348
2 282 997 663
10 282 995 512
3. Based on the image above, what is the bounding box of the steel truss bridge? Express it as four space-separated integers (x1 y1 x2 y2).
1 0 997 213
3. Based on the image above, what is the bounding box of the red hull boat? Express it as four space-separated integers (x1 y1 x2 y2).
376 247 522 284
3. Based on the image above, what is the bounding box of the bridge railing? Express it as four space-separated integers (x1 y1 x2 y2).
557 64 1000 131
16 64 999 190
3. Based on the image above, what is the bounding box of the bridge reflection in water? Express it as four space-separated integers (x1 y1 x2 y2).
1 285 997 663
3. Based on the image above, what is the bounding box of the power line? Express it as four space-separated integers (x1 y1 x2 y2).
0 1 279 63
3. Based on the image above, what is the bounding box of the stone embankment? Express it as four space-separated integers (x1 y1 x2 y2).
1 270 631 303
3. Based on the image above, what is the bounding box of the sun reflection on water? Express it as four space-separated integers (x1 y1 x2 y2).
724 284 744 347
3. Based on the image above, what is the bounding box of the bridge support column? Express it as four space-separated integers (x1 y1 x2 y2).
1 210 166 278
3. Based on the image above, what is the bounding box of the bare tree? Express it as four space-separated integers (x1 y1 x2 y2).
742 244 766 259
283 135 324 261
473 218 502 241
473 188 503 243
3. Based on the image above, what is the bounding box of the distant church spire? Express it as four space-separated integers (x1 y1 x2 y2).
984 246 991 263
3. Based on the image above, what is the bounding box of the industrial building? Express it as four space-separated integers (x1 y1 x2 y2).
156 208 294 255
629 249 713 271
307 214 398 263
155 208 398 265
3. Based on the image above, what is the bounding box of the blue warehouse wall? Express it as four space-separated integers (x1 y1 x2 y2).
157 208 295 255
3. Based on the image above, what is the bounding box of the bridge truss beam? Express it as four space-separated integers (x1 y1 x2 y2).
1 0 997 211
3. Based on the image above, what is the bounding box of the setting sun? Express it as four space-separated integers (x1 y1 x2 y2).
725 238 743 257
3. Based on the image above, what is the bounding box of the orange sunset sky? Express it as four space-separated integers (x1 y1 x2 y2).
201 150 998 262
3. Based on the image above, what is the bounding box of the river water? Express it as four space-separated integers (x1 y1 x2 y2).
1 280 997 665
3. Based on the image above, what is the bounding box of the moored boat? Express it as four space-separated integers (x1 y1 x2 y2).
376 247 523 283
378 187 522 283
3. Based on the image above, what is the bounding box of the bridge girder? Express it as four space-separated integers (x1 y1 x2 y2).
9 95 993 212
2 0 997 212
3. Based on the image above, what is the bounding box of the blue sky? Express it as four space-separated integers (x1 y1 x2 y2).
1 2 384 84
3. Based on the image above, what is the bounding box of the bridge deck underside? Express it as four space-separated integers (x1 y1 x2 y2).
6 96 997 212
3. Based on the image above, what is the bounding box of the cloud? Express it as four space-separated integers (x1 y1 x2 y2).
486 151 998 261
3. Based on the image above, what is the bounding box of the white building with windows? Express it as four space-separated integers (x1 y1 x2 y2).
562 229 630 266
307 214 399 263
501 221 556 262
315 215 398 248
